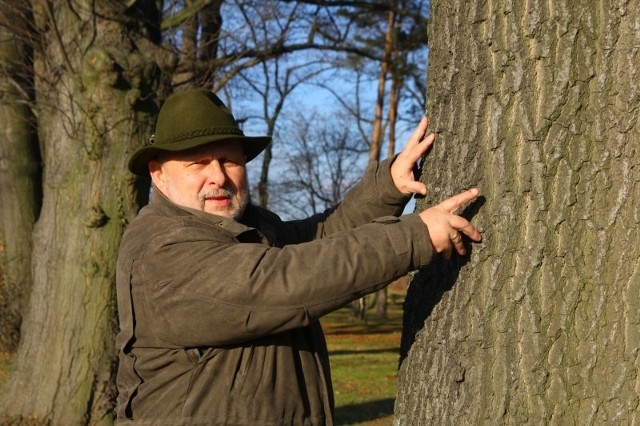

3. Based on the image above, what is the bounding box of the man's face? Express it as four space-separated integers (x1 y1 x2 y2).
149 140 249 220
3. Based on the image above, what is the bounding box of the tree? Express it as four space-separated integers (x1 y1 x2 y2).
396 1 640 424
310 0 428 161
0 1 39 352
268 109 367 218
369 0 396 163
307 0 428 319
225 1 335 208
0 1 165 423
170 0 224 88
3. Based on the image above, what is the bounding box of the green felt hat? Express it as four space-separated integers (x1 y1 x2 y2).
128 89 271 176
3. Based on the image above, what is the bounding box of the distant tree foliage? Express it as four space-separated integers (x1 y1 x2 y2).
269 110 368 218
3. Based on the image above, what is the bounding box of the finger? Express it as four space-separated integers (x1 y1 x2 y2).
407 117 430 148
401 132 435 166
404 181 428 196
414 132 436 157
450 232 466 255
450 215 482 242
442 243 453 260
439 188 479 213
460 223 482 242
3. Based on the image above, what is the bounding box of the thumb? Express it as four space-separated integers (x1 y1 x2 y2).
403 181 427 196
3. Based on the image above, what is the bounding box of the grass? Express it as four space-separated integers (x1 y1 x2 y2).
321 301 404 426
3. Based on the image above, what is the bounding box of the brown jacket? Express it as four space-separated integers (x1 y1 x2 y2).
115 158 434 425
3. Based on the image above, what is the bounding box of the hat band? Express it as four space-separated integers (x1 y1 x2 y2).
160 126 245 145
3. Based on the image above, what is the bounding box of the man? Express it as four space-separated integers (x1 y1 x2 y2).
116 89 481 425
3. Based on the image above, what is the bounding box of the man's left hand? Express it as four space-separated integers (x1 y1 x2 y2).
390 117 434 196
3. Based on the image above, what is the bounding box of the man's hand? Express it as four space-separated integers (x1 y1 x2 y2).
391 117 434 196
419 188 482 259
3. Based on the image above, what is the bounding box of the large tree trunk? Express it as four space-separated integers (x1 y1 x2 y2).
0 1 40 352
396 1 640 424
0 1 165 423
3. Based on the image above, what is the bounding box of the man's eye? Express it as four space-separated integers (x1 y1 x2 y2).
221 158 239 166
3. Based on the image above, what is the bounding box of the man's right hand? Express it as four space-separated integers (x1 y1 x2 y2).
418 188 482 259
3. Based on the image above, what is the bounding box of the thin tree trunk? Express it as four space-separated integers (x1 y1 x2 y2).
259 144 273 208
367 1 398 319
396 1 640 424
386 71 400 158
369 1 396 163
0 1 164 423
0 1 40 352
257 71 289 209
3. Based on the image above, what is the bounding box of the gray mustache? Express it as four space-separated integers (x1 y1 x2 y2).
199 188 235 203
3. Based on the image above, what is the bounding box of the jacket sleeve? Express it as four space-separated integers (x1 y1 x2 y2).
271 156 413 245
140 213 433 347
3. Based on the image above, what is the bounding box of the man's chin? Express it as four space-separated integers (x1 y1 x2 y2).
202 194 247 220
205 207 235 218
205 205 246 220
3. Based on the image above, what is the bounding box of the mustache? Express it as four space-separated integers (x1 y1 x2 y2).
199 187 235 204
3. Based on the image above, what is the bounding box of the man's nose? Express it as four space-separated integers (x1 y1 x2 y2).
206 160 227 187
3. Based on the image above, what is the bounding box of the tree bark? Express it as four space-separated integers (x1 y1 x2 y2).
0 1 40 352
172 0 200 88
396 0 640 424
0 1 165 423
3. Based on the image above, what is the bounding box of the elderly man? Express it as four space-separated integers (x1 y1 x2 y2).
116 89 481 425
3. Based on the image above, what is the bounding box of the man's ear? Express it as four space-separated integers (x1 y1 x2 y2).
148 159 165 190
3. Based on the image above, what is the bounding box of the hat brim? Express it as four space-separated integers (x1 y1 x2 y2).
128 133 271 176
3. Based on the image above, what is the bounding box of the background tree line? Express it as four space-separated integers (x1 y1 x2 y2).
0 0 427 423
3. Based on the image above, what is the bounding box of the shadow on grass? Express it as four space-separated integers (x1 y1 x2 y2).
326 325 401 336
329 347 398 356
334 398 395 425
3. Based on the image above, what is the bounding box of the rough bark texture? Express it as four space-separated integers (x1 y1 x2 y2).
0 2 40 352
0 1 166 423
396 0 640 424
